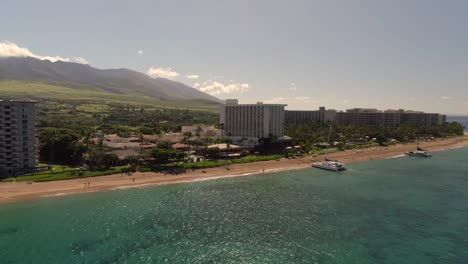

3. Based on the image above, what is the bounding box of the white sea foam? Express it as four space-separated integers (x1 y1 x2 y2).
450 146 463 150
387 154 406 159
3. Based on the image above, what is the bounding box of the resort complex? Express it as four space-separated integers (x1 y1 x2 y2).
3 4 468 263
222 99 447 139
0 97 461 179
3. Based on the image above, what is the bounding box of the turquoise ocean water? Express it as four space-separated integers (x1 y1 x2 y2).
1 147 468 263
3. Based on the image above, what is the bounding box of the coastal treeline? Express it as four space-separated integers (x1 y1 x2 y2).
285 121 465 151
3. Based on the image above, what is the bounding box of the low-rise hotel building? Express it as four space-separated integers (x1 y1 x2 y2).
285 107 337 125
335 108 446 128
0 100 38 177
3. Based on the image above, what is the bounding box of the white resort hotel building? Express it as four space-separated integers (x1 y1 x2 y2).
220 99 287 146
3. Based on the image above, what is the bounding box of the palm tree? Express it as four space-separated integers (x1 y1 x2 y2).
41 128 60 165
195 126 203 138
183 131 193 144
215 123 225 137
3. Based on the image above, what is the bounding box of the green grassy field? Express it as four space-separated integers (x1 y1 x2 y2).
179 155 284 170
1 164 130 182
1 155 283 182
0 81 220 112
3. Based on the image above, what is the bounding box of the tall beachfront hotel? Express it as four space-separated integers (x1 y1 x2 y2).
0 100 37 177
220 99 287 141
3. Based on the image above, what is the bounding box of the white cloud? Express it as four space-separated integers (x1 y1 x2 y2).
137 50 144 55
294 96 311 101
289 82 297 91
196 80 249 95
186 74 199 79
264 96 317 105
193 82 200 88
146 67 180 79
0 41 88 64
265 97 285 103
440 96 452 100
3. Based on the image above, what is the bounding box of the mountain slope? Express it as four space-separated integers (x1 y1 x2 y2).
0 80 221 112
0 57 221 103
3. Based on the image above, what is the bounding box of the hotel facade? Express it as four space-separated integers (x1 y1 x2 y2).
335 108 446 128
220 99 287 140
220 100 446 146
285 107 337 125
284 107 445 128
0 100 37 177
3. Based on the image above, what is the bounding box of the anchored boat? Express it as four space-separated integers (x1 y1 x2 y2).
406 141 432 157
405 150 432 157
312 161 347 171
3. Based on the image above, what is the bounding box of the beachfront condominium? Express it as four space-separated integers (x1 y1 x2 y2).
0 100 37 177
335 108 446 128
220 99 287 140
285 107 337 125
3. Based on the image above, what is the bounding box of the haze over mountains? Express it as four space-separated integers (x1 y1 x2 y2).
0 56 222 104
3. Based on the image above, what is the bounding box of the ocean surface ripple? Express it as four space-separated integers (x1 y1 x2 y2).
1 148 468 263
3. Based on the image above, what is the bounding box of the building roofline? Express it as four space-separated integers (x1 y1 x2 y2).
224 104 287 106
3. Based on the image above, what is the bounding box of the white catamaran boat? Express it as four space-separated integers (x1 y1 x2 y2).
405 150 432 157
406 141 432 157
312 161 347 171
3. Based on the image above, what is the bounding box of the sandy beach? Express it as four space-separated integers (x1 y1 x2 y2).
1 136 467 205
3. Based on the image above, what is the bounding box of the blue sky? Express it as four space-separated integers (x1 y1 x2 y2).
1 0 468 114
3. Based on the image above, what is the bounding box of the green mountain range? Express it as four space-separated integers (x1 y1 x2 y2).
0 57 222 111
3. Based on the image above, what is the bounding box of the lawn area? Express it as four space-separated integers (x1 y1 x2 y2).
1 165 130 182
310 148 340 155
137 155 283 172
1 155 284 182
181 154 284 170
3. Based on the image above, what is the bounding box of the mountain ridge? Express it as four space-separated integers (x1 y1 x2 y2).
0 56 222 104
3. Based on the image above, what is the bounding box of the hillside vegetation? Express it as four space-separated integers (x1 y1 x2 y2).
0 80 221 112
0 56 221 103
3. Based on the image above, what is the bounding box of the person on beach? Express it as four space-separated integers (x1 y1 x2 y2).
132 177 135 182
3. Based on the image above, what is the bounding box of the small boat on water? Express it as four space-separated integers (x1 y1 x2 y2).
312 161 346 171
405 150 432 157
406 141 432 157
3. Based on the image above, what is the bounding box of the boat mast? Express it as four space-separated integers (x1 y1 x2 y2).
327 124 332 147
